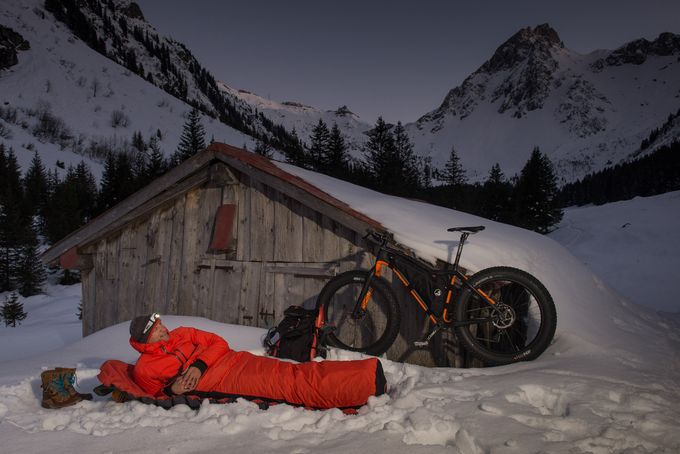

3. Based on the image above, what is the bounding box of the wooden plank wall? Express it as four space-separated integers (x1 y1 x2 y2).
82 165 437 366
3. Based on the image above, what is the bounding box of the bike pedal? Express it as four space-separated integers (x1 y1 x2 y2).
413 341 429 348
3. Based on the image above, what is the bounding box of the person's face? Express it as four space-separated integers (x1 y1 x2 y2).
147 321 170 343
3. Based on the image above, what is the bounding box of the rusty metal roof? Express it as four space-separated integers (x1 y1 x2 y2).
42 143 384 264
209 142 384 232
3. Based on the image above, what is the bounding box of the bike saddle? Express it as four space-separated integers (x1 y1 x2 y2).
447 226 485 234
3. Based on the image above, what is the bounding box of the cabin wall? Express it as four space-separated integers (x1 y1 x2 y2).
81 168 437 366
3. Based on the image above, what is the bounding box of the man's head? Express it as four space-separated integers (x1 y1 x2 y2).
129 313 170 344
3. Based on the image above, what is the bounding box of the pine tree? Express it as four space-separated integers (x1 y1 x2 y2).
143 136 167 183
173 108 206 164
513 147 563 233
325 123 350 177
23 151 49 225
364 117 395 191
131 130 146 152
15 223 45 297
392 121 421 193
97 153 135 212
1 292 27 327
0 148 26 292
44 167 82 244
74 161 98 222
440 146 467 187
481 163 513 222
1 147 23 205
308 119 330 170
364 117 421 195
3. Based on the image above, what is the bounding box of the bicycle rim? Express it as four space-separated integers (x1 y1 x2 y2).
461 278 547 360
324 279 392 353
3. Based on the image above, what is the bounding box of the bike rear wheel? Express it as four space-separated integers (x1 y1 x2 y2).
454 266 556 365
318 270 400 356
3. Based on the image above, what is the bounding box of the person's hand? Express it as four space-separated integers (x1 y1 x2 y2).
177 366 202 392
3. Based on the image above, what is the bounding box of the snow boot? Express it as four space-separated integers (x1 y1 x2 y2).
40 368 91 409
55 367 93 401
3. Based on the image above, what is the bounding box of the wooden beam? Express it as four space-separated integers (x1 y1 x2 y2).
41 149 217 264
207 162 238 187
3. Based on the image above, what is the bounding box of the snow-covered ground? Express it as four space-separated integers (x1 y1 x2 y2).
1 181 679 453
549 191 680 313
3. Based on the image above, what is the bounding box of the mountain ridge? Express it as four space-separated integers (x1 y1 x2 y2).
1 0 679 186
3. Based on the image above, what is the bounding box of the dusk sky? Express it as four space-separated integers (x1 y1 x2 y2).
136 0 680 124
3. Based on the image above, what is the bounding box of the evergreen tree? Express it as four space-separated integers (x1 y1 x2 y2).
440 146 467 187
363 118 421 195
325 123 350 177
73 161 98 222
0 143 6 185
308 119 330 170
1 292 27 327
14 223 45 297
0 148 26 292
513 147 563 233
44 168 82 244
172 108 206 163
481 163 513 222
363 117 396 192
97 153 135 212
143 136 167 184
131 130 146 152
436 146 468 209
1 147 23 205
23 151 49 225
392 121 421 192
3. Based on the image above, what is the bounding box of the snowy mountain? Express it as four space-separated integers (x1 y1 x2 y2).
408 24 680 182
0 0 291 177
218 82 372 152
4 1 678 187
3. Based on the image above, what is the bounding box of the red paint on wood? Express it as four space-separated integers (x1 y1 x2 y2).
210 204 236 251
60 247 79 269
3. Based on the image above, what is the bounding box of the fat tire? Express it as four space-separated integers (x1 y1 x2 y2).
454 266 556 365
318 270 401 356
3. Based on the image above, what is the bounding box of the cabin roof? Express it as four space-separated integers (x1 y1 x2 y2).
41 143 384 265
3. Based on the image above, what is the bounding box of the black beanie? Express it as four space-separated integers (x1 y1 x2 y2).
129 314 156 343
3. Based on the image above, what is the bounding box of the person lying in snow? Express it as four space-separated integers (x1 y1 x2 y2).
126 313 387 409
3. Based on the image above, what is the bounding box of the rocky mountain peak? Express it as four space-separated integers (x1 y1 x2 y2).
592 32 680 70
122 2 145 21
481 23 563 74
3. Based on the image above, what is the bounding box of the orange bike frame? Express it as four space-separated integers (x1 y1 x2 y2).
370 258 497 326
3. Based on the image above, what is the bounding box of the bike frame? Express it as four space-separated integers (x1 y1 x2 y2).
354 235 498 330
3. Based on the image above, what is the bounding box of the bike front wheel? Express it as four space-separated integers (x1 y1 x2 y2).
318 270 401 356
454 266 556 365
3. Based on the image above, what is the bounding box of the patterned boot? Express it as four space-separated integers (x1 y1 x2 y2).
40 368 90 409
55 367 93 401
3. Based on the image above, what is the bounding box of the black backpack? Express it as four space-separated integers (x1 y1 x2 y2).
264 306 329 362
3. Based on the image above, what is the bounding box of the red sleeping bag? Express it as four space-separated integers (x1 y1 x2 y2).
97 327 387 411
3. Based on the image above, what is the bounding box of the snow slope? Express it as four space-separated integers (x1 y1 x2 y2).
0 0 255 178
549 190 680 312
2 163 678 453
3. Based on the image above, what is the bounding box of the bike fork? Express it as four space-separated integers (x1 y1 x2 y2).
352 268 377 318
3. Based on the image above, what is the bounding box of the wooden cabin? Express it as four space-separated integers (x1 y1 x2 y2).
42 143 471 367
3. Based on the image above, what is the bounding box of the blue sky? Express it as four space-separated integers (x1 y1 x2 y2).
136 0 680 124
